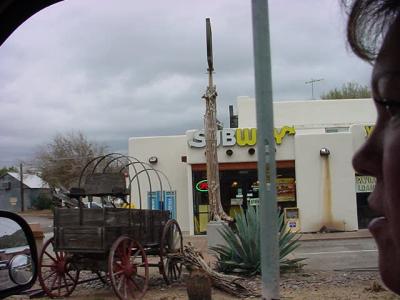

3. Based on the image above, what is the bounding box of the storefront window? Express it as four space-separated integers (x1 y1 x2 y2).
192 161 297 235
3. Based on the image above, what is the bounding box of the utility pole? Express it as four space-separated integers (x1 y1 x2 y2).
251 1 280 299
202 18 231 222
20 163 25 212
305 78 324 99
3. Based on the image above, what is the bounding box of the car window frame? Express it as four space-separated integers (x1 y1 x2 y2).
0 210 38 298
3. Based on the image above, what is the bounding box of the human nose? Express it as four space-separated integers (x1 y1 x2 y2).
352 130 382 177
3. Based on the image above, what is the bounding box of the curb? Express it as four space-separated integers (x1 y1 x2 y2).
298 230 372 242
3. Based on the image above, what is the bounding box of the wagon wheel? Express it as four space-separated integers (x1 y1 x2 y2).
160 219 183 284
109 236 149 300
38 237 79 298
95 271 108 285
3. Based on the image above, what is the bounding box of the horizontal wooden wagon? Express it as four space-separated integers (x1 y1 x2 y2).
37 154 182 300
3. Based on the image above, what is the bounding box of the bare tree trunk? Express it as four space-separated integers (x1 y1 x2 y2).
203 81 232 223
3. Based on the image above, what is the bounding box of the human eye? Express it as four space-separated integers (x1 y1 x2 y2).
376 98 400 117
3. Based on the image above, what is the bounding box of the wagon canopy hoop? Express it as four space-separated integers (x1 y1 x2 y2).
99 154 157 209
114 155 173 209
103 155 144 208
122 156 173 191
72 153 173 211
101 154 130 174
128 166 172 193
128 168 171 210
77 155 107 187
90 152 124 175
77 153 139 187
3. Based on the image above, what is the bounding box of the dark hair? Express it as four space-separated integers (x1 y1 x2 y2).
344 0 400 62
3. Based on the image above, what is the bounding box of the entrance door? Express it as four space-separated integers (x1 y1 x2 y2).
356 193 379 228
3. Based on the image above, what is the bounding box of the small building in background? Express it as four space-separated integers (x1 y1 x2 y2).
0 172 50 212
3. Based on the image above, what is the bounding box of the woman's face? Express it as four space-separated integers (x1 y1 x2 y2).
352 15 400 294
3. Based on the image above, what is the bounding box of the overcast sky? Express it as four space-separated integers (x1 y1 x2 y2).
0 0 372 167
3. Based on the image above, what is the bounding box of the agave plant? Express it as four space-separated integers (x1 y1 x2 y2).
211 206 305 275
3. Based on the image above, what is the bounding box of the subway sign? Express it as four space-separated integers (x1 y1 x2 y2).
364 125 374 137
188 127 296 148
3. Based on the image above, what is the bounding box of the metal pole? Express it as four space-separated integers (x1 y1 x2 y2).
312 82 314 99
20 163 25 212
251 1 280 299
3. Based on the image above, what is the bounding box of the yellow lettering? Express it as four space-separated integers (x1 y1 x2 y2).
236 128 257 146
364 126 374 137
274 126 296 145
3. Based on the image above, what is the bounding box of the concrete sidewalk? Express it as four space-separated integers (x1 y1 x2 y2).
184 229 373 255
299 228 372 241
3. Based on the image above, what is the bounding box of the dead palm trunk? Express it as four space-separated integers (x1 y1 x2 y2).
203 86 231 222
203 18 232 223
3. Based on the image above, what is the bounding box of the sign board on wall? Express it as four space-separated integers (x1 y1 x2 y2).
246 179 296 204
355 176 376 193
9 197 17 206
277 178 296 202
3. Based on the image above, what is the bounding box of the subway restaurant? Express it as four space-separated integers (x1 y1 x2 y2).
129 97 377 235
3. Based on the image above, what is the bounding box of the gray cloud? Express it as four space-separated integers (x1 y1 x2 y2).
0 0 372 166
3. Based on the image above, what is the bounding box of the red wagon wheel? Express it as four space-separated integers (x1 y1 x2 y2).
109 236 149 300
160 219 183 284
38 237 79 298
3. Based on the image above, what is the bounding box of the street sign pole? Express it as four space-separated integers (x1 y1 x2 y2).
251 1 280 299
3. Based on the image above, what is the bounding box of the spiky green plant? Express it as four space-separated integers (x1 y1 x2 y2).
211 206 305 275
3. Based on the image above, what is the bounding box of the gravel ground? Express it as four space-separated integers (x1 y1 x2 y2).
10 211 398 299
279 270 400 299
8 269 398 300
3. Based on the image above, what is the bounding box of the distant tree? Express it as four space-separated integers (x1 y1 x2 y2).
0 166 18 177
321 82 371 99
34 132 108 189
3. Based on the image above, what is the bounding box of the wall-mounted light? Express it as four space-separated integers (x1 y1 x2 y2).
148 156 158 164
226 149 233 156
248 148 255 155
320 148 330 156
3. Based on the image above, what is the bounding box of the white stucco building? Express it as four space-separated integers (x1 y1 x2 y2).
129 97 376 235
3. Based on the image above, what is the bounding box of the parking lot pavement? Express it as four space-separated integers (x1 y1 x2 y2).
18 211 53 233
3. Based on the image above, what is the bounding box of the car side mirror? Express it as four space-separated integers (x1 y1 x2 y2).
9 254 33 285
0 211 38 298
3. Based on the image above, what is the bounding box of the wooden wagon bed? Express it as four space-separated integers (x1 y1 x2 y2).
53 207 170 253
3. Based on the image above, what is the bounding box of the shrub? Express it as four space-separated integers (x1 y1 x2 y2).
210 206 305 275
32 192 53 210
